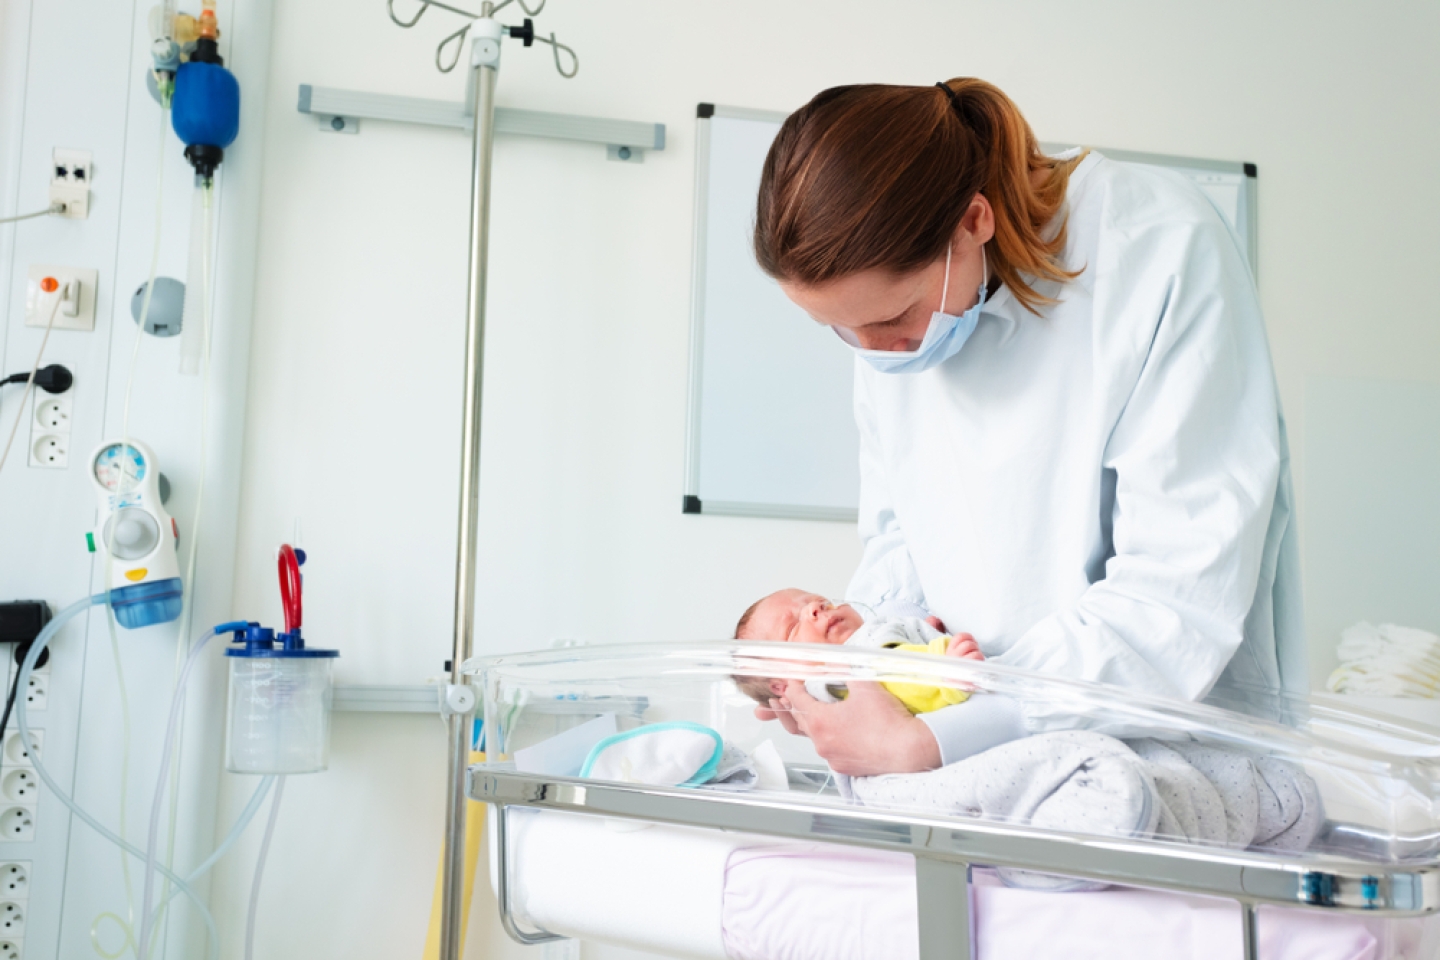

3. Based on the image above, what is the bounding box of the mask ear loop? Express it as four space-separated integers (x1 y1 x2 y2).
938 242 953 314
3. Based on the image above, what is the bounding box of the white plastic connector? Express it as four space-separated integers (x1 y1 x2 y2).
440 684 477 717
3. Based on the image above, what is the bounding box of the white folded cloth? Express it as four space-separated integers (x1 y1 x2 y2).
1327 622 1440 697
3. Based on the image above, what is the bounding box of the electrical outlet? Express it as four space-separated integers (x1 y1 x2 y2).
0 809 33 844
0 772 34 805
0 864 28 898
28 435 66 469
2 732 39 768
0 901 21 938
25 265 97 331
49 147 91 219
20 676 42 714
0 939 18 960
32 395 70 432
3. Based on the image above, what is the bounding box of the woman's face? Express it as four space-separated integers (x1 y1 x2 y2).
778 196 994 352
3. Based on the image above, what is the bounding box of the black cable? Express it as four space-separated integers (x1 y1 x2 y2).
0 659 23 754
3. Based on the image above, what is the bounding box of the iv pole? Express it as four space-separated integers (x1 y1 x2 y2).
442 8 500 959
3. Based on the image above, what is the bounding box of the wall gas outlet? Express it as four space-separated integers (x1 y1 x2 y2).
49 148 91 219
25 266 96 331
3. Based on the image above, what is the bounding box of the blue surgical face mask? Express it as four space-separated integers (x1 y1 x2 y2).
835 244 988 375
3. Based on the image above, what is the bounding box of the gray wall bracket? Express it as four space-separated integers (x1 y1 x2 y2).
298 84 665 162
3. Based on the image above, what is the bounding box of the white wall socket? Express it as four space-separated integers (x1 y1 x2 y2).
20 676 43 714
25 265 96 331
0 864 28 899
2 732 38 768
49 147 91 219
28 435 66 470
0 809 34 844
0 939 18 960
32 395 70 433
0 772 34 806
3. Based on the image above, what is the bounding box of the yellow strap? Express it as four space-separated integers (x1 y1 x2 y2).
422 751 487 959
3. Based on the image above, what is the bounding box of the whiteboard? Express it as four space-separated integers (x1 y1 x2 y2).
682 103 1259 523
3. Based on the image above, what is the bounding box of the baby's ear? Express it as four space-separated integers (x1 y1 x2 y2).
768 679 789 696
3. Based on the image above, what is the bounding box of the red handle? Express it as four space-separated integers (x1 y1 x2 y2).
278 543 302 633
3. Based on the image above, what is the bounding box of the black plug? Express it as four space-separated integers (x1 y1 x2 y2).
0 602 51 669
2 364 73 394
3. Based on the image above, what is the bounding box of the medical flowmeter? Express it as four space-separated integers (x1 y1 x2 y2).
86 439 183 628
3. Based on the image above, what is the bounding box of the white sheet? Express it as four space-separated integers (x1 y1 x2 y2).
500 810 1433 960
500 808 769 960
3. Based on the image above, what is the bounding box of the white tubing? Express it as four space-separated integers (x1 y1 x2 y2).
245 776 285 960
177 181 208 376
15 598 220 960
135 629 220 958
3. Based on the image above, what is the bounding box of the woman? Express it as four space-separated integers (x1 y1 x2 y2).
750 79 1304 776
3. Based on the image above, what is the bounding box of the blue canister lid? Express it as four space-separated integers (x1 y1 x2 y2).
223 623 338 658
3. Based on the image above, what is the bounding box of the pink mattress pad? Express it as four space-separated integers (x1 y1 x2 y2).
722 844 1430 960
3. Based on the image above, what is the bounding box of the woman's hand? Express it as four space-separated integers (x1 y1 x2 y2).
753 679 941 776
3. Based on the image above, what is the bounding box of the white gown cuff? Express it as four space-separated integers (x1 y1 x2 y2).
918 694 1027 767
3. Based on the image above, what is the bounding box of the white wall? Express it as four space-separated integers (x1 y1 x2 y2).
220 2 1440 958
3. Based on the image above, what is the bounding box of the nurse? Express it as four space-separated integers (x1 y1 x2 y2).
751 79 1305 776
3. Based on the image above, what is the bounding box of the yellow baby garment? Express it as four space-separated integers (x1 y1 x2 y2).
878 637 970 713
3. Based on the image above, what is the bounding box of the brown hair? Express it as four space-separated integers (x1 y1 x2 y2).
754 79 1085 314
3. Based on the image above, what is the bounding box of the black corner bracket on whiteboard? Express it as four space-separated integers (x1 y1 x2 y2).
696 103 715 119
682 495 702 514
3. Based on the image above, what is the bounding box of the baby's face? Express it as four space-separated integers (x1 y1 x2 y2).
745 590 864 646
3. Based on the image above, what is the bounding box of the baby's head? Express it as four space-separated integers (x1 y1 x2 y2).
732 589 864 705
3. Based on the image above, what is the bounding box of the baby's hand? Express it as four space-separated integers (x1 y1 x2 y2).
944 633 984 661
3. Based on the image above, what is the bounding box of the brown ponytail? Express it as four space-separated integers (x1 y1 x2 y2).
754 79 1084 314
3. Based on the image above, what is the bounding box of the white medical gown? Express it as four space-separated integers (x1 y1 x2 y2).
846 151 1305 738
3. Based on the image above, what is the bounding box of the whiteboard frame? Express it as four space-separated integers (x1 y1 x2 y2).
683 104 856 522
682 108 1260 523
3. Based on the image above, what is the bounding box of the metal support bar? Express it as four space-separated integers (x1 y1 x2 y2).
331 684 443 713
915 857 972 960
493 805 568 945
469 766 1440 916
296 83 666 157
440 18 502 960
1241 901 1260 960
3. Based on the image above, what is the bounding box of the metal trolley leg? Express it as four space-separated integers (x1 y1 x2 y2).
1240 901 1260 960
493 804 568 946
915 857 973 960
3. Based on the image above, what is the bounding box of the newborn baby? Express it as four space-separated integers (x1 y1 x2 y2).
733 589 983 713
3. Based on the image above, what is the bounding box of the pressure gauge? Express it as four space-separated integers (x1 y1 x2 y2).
93 443 148 492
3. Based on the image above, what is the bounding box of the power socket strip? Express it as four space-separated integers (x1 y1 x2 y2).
0 862 29 958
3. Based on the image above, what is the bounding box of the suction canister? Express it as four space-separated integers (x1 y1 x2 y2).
224 544 338 774
224 623 338 774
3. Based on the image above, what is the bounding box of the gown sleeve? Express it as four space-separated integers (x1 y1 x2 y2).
990 215 1283 731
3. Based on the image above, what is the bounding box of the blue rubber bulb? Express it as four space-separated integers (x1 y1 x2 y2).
172 60 240 150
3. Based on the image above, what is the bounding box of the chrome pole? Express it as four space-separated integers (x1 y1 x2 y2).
441 8 500 960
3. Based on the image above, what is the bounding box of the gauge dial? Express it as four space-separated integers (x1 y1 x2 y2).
93 443 148 492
